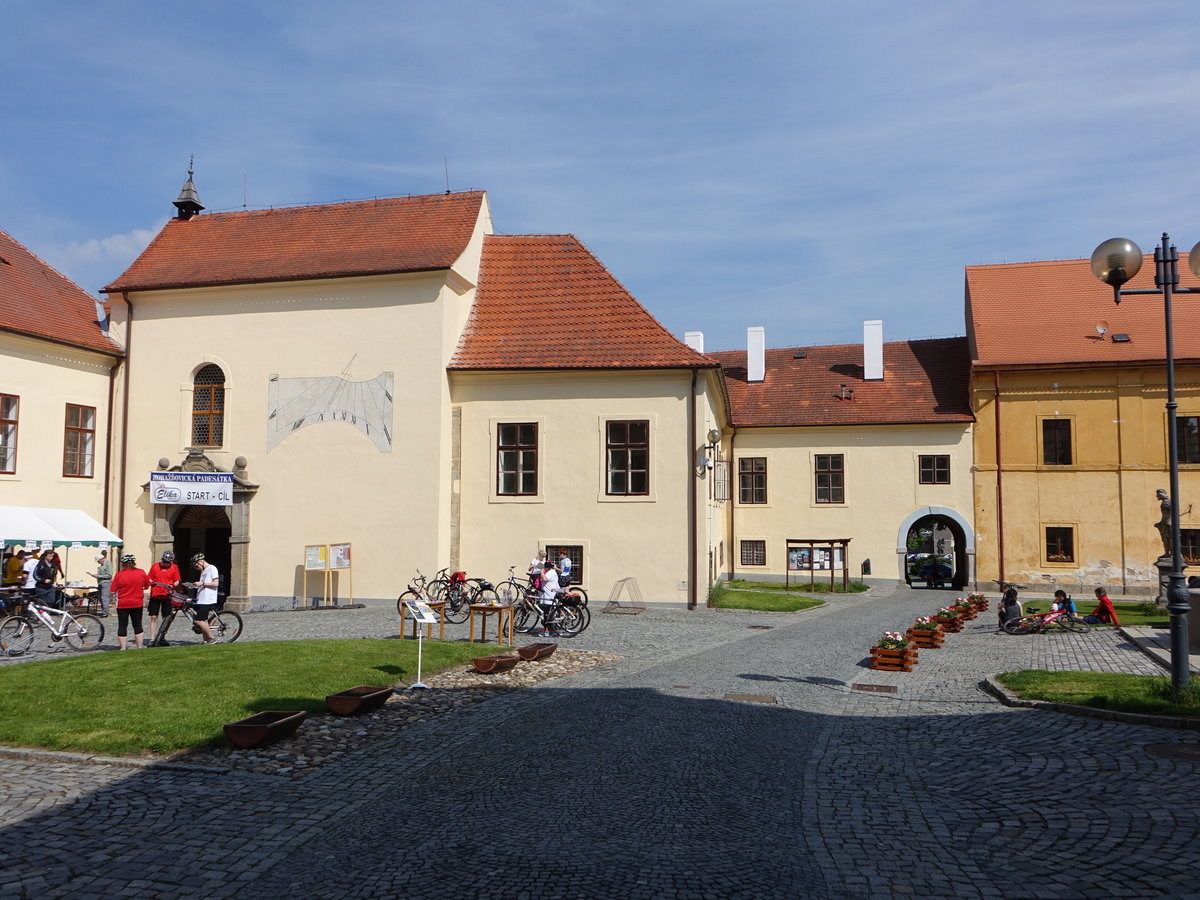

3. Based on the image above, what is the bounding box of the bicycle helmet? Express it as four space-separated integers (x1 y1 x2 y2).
121 554 137 565
162 550 175 563
190 553 206 566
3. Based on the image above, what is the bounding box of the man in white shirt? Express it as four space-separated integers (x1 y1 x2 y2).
190 552 220 644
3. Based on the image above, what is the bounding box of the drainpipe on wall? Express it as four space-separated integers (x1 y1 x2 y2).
103 358 122 530
688 368 698 610
118 293 133 538
728 428 736 584
993 370 1005 584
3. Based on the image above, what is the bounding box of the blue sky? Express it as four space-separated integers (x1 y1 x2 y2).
4 0 1200 352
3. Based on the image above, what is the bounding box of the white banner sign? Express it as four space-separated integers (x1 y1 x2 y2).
150 472 234 506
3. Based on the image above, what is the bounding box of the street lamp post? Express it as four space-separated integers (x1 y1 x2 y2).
1090 233 1194 694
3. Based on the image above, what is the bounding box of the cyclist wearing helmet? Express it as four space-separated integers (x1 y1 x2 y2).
189 552 220 644
147 550 182 643
110 553 150 650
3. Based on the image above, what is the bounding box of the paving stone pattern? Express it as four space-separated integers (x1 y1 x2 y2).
0 586 1197 899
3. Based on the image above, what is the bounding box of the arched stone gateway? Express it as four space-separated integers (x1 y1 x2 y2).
895 506 975 591
145 450 259 613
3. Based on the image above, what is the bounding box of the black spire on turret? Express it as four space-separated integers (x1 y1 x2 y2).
173 156 204 220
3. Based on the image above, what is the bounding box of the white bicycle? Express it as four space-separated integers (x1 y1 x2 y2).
0 598 105 657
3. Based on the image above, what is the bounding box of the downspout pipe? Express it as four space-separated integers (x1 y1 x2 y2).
103 358 121 529
993 370 1005 584
688 368 698 610
118 292 133 538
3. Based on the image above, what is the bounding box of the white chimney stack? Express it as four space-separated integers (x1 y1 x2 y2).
684 331 705 353
863 319 883 381
747 326 765 382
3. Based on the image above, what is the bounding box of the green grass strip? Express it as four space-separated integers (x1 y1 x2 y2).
0 639 485 756
996 670 1200 718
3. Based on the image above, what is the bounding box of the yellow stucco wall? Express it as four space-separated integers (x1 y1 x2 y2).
451 367 726 604
0 331 120 581
728 423 974 584
972 364 1200 593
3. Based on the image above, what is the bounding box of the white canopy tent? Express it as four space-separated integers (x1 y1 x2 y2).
0 506 124 550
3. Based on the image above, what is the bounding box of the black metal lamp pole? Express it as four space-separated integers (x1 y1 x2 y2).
1091 233 1193 694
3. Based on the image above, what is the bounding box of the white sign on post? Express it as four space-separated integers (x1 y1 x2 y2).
405 599 439 624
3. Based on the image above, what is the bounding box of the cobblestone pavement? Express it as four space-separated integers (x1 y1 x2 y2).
1 586 1198 898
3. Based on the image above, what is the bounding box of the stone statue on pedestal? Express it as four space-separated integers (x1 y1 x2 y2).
1155 488 1172 560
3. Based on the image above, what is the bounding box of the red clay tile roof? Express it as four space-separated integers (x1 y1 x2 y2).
449 234 714 370
0 228 122 355
967 255 1200 367
709 338 973 427
104 191 485 293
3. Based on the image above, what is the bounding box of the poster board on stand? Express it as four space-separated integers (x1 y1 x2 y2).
329 542 352 606
303 544 328 607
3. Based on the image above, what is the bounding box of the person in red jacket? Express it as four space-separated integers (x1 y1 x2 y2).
147 550 182 643
110 554 150 650
1088 587 1121 626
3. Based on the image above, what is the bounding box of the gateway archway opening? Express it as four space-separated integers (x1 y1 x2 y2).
904 513 969 591
171 505 232 600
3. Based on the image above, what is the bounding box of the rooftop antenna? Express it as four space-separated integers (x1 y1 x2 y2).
243 174 247 209
444 157 451 194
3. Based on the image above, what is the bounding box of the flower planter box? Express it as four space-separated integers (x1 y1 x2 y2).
905 626 944 649
325 685 392 716
223 710 307 749
517 641 558 661
869 642 918 671
933 615 962 633
472 654 520 674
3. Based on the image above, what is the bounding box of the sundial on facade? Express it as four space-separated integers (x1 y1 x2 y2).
267 371 394 452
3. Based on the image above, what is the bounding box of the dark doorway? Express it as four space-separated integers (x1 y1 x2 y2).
172 505 232 600
904 514 968 591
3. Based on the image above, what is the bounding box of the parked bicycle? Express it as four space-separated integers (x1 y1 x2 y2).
1002 603 1090 635
396 570 437 614
0 596 105 656
146 582 242 647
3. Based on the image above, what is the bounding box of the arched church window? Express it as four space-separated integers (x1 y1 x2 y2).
192 365 225 447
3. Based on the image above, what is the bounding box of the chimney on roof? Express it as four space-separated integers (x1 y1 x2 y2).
684 331 705 353
173 156 204 221
747 326 765 383
863 319 883 381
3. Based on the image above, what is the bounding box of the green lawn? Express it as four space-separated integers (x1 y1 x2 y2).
0 639 485 756
710 585 825 612
996 670 1200 718
725 579 869 595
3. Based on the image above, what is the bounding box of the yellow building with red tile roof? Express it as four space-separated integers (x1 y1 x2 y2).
966 256 1200 594
101 187 725 609
0 226 123 581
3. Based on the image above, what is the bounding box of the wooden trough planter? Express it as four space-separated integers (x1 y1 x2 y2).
472 654 520 674
905 626 944 649
517 641 558 661
325 685 392 716
868 642 918 672
223 710 307 749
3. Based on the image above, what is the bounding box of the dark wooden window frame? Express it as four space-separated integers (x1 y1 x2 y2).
497 423 538 496
63 403 96 478
0 393 17 474
1182 529 1200 566
1042 418 1073 466
1177 415 1200 465
192 365 226 448
740 539 766 566
918 454 951 485
548 543 584 585
1045 526 1075 563
815 453 844 503
606 419 650 496
738 457 768 504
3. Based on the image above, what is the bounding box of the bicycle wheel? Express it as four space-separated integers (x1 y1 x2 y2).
1003 618 1031 635
497 580 521 606
208 610 243 643
64 613 104 650
397 589 421 616
571 603 591 635
1060 614 1091 633
513 598 537 632
443 587 471 624
473 587 499 605
0 617 37 656
555 606 585 637
567 586 588 608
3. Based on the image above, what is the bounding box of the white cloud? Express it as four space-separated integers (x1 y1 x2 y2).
37 224 162 295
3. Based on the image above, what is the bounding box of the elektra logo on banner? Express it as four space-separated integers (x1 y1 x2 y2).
149 472 234 506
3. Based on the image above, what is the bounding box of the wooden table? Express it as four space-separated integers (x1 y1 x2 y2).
468 603 514 645
401 600 445 641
